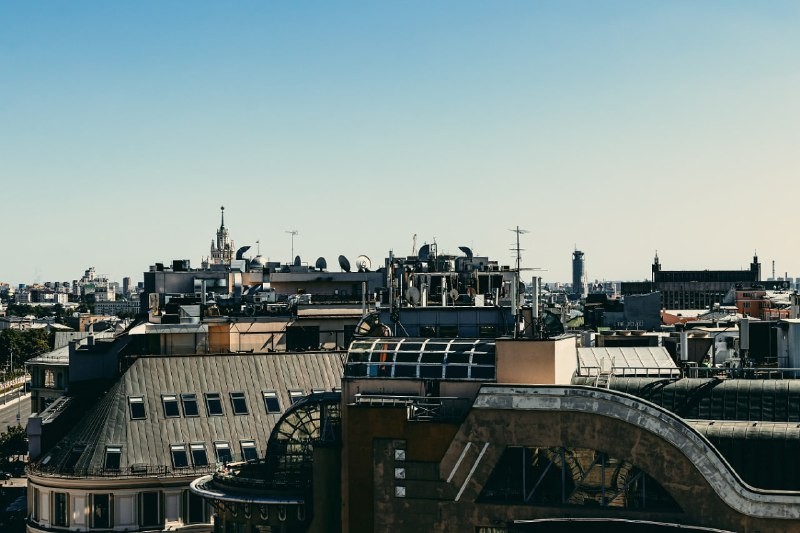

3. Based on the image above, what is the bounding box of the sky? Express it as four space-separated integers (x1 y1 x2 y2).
1 1 799 286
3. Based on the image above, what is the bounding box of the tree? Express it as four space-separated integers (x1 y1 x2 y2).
0 329 51 371
0 425 27 464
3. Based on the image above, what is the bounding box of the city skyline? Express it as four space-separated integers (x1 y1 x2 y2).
2 1 799 286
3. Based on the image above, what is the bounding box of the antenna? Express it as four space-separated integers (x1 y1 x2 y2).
411 234 417 256
256 240 260 255
458 246 473 259
315 257 328 270
338 255 352 272
509 226 529 272
285 230 299 262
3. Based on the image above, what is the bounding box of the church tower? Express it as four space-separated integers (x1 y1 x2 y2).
209 206 235 265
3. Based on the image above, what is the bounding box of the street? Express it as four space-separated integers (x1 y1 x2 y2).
0 390 31 432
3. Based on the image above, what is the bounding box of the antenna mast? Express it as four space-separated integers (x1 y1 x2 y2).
285 230 299 261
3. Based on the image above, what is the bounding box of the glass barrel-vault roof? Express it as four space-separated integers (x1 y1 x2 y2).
345 337 496 381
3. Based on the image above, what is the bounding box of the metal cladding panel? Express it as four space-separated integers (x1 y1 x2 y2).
32 352 344 477
578 377 800 422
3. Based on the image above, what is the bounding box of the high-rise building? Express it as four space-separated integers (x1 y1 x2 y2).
572 249 585 297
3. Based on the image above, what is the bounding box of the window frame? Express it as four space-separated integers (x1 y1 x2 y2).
204 392 224 416
190 443 209 467
288 389 305 405
213 441 233 464
170 444 189 469
91 493 113 529
162 394 181 418
262 390 281 413
138 491 162 528
240 440 258 462
104 445 122 471
230 391 249 415
181 393 200 417
128 396 146 420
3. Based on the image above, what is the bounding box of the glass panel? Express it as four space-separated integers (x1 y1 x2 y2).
241 441 258 462
104 446 121 470
262 391 281 413
53 493 68 527
181 394 199 417
214 442 232 463
445 365 470 379
129 397 146 420
191 444 208 466
139 491 160 527
93 494 111 529
171 445 189 468
162 395 180 418
205 393 223 415
289 390 305 404
230 392 249 415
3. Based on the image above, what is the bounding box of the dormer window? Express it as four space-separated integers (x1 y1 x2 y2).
162 395 180 418
128 397 146 420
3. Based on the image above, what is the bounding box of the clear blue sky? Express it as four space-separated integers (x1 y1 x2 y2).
2 1 798 286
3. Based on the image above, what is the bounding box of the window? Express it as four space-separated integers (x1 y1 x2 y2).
44 369 55 388
288 389 305 405
311 388 326 394
204 393 223 416
92 494 112 529
33 487 40 521
53 492 69 527
240 440 258 462
139 491 161 528
171 444 189 468
230 392 249 415
162 394 180 417
184 490 208 524
104 446 121 471
128 396 146 420
190 443 208 466
181 393 199 417
262 391 281 413
214 442 233 464
64 445 86 473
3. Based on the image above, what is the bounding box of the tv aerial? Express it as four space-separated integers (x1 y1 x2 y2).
338 255 352 272
355 255 372 272
315 257 328 270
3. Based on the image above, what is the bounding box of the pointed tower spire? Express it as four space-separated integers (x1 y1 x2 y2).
220 205 226 229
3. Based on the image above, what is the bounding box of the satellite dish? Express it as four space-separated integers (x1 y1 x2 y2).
236 246 251 261
294 255 301 267
406 286 420 306
356 255 372 272
418 244 430 261
338 255 351 272
315 257 328 270
458 246 473 259
449 288 460 301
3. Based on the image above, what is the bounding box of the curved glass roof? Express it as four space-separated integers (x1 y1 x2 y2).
345 337 495 381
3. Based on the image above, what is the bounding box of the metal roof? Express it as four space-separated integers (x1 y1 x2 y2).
577 347 678 376
31 352 344 479
572 377 800 422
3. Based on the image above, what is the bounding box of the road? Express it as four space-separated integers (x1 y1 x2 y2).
0 390 31 432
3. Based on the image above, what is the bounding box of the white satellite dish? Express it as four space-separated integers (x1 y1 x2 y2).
449 288 459 301
356 255 372 272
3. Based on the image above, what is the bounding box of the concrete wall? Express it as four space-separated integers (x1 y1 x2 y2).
495 336 577 385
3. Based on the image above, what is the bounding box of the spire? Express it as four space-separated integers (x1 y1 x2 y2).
220 205 226 229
